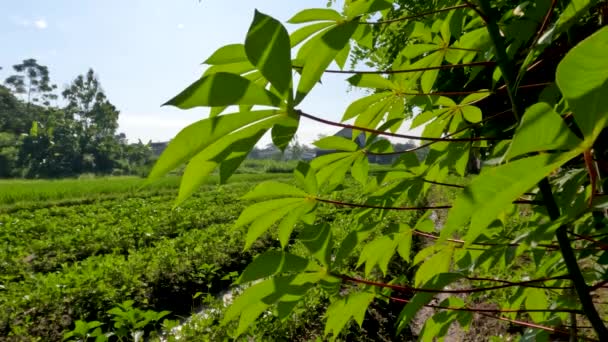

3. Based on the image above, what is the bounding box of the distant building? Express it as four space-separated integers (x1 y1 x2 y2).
150 142 168 156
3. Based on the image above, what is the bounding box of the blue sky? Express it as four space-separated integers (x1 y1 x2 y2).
1 0 420 145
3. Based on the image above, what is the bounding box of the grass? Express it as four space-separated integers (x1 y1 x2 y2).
0 173 291 207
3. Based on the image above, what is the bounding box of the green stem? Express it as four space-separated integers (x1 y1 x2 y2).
477 0 521 120
539 179 608 339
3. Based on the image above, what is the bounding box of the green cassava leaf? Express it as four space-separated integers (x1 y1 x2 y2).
245 200 307 249
342 92 391 121
294 162 318 194
400 44 440 59
460 91 490 105
204 44 247 65
176 117 280 204
525 288 548 323
237 250 311 284
245 11 292 98
242 181 308 200
223 273 323 336
397 226 413 262
347 74 396 90
288 8 343 23
421 51 444 92
441 151 582 244
396 273 463 334
325 292 375 338
345 0 392 19
165 72 282 108
203 61 255 77
460 105 482 123
415 245 454 286
335 42 351 69
300 223 333 267
358 234 399 276
234 197 305 229
271 114 300 151
351 153 369 186
314 136 360 152
296 20 358 104
278 200 317 248
506 102 581 160
556 26 608 142
290 22 335 48
148 110 278 182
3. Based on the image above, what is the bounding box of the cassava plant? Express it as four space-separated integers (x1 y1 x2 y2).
150 0 608 340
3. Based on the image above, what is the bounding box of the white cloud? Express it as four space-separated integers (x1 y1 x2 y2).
177 23 185 30
34 19 48 29
11 16 48 29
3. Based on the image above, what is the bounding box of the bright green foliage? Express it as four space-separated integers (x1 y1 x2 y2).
164 72 282 108
556 26 608 142
506 102 581 160
157 0 608 340
237 250 313 284
324 291 375 338
296 20 359 103
245 11 293 100
396 273 463 334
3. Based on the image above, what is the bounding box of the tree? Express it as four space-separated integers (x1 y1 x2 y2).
4 59 57 108
63 69 120 173
152 1 608 340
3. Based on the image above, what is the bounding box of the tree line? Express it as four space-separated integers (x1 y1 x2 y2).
0 59 154 178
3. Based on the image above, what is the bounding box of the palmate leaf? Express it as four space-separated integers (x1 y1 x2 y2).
357 226 412 276
278 200 317 248
242 181 308 200
556 26 608 142
420 297 471 341
440 150 583 245
148 110 279 182
414 245 454 287
287 8 343 23
312 152 361 191
202 61 255 77
294 162 318 194
245 11 292 100
234 195 316 249
300 223 333 267
290 22 335 47
314 136 360 152
344 0 392 19
350 154 369 186
164 72 282 109
525 288 549 323
174 114 288 205
295 20 358 104
324 291 376 339
396 273 463 334
204 44 248 65
342 92 392 121
222 272 324 336
347 74 397 90
237 250 312 284
271 113 299 151
239 179 316 247
506 102 581 160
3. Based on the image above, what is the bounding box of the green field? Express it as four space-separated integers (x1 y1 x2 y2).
0 174 295 340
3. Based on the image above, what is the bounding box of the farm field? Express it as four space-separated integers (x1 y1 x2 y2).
0 173 297 340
